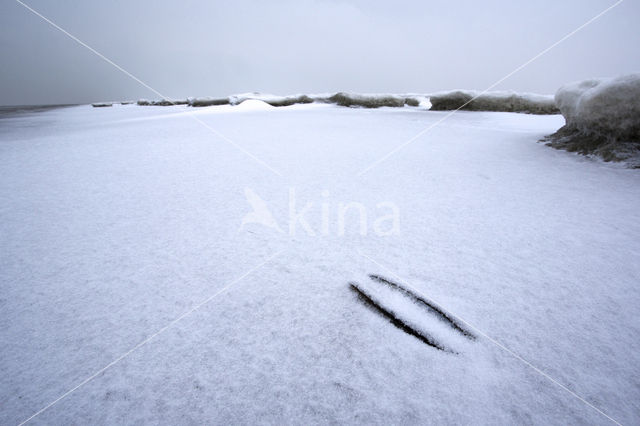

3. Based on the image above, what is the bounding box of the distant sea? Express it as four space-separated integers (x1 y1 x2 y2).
0 104 78 118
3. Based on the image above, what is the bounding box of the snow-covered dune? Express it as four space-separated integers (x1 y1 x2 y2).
543 74 640 166
429 90 559 114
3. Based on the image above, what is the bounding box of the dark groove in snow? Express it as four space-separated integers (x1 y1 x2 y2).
349 282 452 352
368 274 476 340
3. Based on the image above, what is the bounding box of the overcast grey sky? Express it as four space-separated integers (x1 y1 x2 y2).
1 0 638 105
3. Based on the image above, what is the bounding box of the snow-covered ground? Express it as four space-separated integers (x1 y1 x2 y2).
1 103 639 424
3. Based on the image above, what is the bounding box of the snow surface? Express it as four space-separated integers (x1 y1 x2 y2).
1 103 640 424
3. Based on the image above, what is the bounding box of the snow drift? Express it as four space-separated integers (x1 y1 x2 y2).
234 99 275 111
429 90 559 114
229 93 314 107
543 74 640 166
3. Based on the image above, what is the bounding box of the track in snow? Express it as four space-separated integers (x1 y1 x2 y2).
351 275 475 352
368 274 476 339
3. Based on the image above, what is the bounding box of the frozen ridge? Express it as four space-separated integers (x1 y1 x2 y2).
91 90 557 114
429 90 559 114
543 74 640 167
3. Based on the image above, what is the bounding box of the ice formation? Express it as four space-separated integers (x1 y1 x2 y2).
429 90 558 114
543 74 640 165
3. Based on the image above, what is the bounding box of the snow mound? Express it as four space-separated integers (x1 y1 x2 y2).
429 90 559 114
543 74 640 166
229 93 314 107
234 99 275 111
129 91 558 114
